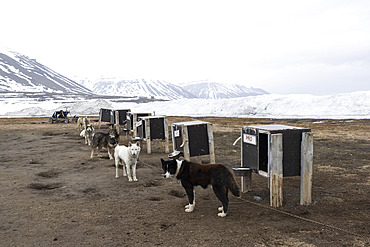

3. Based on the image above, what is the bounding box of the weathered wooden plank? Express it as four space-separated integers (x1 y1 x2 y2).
145 118 151 154
182 126 191 161
269 133 283 207
208 123 216 164
164 118 170 153
300 132 313 205
115 111 120 135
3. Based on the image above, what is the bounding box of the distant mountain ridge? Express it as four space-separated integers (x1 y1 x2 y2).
79 78 269 100
0 48 269 100
182 82 268 99
79 78 196 100
0 48 91 94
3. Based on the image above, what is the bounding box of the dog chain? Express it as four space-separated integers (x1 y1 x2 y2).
139 160 369 242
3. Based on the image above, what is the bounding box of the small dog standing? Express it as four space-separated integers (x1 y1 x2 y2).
90 129 119 159
77 117 84 132
114 142 141 182
161 158 241 217
84 124 95 146
77 117 90 132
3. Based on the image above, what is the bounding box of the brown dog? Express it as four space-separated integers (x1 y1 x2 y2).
90 129 119 159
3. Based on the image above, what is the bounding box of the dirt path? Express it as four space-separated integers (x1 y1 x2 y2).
0 117 369 246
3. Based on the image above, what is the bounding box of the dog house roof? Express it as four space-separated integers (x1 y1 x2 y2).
172 120 211 126
245 124 310 131
140 115 166 119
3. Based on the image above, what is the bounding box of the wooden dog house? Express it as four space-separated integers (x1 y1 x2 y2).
114 109 131 134
136 116 170 154
171 120 215 163
98 108 114 128
126 112 152 137
236 124 313 207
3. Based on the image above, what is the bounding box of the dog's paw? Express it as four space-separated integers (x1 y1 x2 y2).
115 176 119 179
128 178 133 182
185 204 194 212
217 212 227 217
218 206 223 212
133 178 138 182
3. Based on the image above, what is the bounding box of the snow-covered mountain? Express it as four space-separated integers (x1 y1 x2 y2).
79 78 269 100
183 81 268 99
78 77 196 100
0 48 92 95
1 48 269 100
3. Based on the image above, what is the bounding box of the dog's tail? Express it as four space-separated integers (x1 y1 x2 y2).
229 172 242 197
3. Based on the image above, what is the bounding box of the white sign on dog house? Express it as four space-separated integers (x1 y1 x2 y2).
243 133 257 145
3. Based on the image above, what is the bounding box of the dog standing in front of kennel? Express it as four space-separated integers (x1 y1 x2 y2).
84 124 95 146
114 142 141 182
90 129 119 159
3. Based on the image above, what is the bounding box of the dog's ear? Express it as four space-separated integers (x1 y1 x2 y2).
137 142 140 147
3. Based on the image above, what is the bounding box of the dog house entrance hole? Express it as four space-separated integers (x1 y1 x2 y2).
188 124 210 156
258 132 268 174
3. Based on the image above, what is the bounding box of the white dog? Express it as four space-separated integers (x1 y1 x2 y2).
114 142 141 181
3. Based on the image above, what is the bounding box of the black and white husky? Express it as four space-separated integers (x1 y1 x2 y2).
114 142 141 181
161 158 241 217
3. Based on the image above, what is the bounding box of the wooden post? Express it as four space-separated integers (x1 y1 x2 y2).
98 108 102 129
164 118 169 153
269 133 283 207
208 123 216 164
300 132 313 205
115 111 120 135
145 118 151 154
133 113 138 137
171 124 176 153
182 126 190 161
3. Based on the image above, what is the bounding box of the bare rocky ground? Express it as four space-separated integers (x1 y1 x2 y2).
0 117 369 247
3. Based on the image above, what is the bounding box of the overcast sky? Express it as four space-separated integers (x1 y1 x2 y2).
2 0 370 95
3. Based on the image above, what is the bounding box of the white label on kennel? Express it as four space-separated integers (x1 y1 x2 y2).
243 134 257 145
174 130 180 137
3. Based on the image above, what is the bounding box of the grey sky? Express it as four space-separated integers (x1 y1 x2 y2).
1 0 370 95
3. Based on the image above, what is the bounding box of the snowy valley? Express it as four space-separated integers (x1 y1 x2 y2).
0 47 369 119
